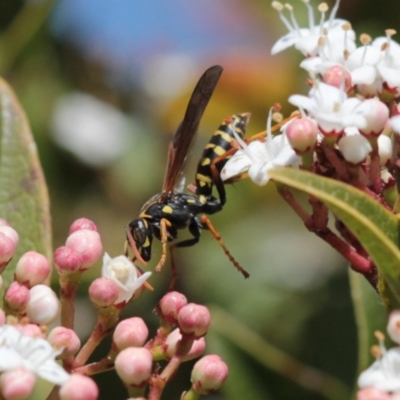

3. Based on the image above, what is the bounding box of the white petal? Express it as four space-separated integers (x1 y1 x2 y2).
271 33 299 55
221 152 252 181
378 65 400 88
288 94 315 111
351 65 377 85
37 360 70 386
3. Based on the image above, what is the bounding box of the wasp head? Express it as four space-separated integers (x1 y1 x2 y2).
127 218 153 262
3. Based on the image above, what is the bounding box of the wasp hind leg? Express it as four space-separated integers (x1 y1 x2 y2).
199 214 250 278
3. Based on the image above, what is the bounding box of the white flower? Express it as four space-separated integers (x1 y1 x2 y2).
373 32 400 96
289 82 371 135
221 109 300 186
358 347 400 392
101 253 151 304
0 324 69 385
271 0 354 56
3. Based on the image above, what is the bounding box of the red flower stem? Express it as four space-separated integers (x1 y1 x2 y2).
369 138 382 193
148 337 194 400
277 184 314 228
73 357 114 376
73 313 117 368
309 196 328 231
321 139 350 181
314 228 373 274
59 273 82 329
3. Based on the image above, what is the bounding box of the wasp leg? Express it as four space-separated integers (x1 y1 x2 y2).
168 219 201 290
209 143 240 206
125 226 147 265
199 214 250 278
155 218 172 273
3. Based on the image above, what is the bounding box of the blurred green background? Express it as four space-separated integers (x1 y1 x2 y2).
1 0 395 399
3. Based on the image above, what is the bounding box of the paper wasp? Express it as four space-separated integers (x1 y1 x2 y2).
126 65 250 285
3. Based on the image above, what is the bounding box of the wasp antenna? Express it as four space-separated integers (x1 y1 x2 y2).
125 226 147 266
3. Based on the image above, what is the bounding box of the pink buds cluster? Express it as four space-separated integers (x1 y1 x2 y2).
55 218 103 274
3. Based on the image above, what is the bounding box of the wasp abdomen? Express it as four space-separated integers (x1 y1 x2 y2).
195 113 250 199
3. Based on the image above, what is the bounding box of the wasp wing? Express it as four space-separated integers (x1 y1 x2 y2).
161 65 223 197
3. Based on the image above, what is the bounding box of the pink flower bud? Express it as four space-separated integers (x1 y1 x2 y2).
0 225 19 247
114 347 152 387
0 231 17 270
69 218 98 233
178 303 211 339
163 328 205 361
16 323 44 338
59 374 99 400
356 387 391 400
25 285 60 325
191 355 228 395
54 246 83 275
48 327 81 357
156 291 188 325
15 251 50 287
0 368 36 400
89 277 119 308
359 98 389 137
113 317 149 351
286 118 318 154
322 65 352 92
4 282 30 312
65 230 103 270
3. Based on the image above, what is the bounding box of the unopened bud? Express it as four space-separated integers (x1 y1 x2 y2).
286 117 318 154
356 387 391 400
191 355 228 395
378 135 393 166
163 328 206 361
60 374 98 400
54 246 83 275
4 282 30 312
25 285 60 325
322 65 352 92
69 218 98 233
89 277 120 308
360 98 389 137
48 327 81 358
156 291 188 325
0 225 19 270
65 230 103 270
338 134 372 164
113 317 149 351
0 368 36 400
178 303 211 339
15 251 50 287
115 347 153 387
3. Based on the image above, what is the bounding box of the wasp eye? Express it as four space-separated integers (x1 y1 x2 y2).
128 219 148 246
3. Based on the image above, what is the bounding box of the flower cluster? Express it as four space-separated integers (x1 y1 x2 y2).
221 0 400 288
357 311 400 399
0 218 227 400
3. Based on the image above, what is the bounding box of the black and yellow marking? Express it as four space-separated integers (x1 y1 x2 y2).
195 113 250 204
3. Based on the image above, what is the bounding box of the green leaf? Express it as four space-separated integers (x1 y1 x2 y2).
349 270 386 372
0 77 51 290
268 167 400 308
